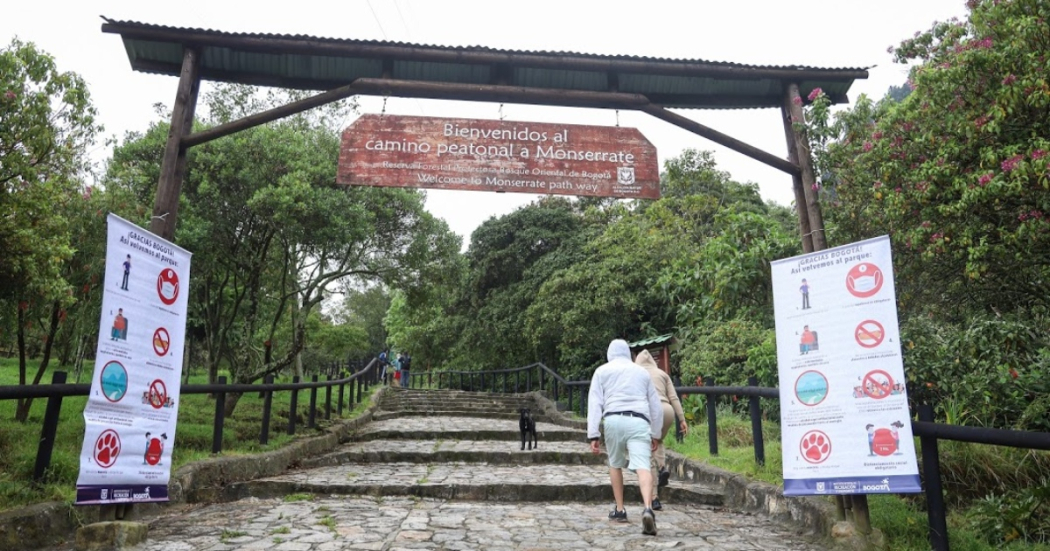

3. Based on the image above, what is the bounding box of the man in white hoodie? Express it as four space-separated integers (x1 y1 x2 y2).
587 339 664 536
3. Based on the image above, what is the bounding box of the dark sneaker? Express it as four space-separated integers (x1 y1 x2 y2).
642 508 657 536
609 507 628 522
651 498 662 511
658 467 670 487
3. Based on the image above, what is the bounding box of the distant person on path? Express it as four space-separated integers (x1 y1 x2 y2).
799 278 810 309
635 349 687 511
121 254 131 291
400 353 412 388
587 339 663 536
378 349 389 382
391 353 402 386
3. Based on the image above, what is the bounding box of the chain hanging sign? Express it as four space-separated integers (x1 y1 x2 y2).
338 115 660 199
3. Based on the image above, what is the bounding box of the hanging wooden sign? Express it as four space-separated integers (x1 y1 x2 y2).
337 115 659 199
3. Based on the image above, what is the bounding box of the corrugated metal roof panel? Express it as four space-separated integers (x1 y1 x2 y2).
102 17 868 72
104 18 868 109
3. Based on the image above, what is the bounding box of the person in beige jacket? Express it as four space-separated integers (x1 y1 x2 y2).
634 349 687 511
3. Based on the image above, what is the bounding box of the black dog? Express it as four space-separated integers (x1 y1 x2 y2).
519 407 538 450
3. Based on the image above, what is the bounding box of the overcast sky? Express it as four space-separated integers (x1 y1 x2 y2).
3 0 969 244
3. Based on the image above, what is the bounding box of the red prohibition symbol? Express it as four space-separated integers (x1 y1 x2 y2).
157 268 180 306
147 379 167 409
152 327 170 356
846 262 884 298
855 320 886 348
862 370 895 400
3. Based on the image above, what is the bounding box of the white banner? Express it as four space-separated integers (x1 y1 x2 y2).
771 235 920 496
75 214 191 505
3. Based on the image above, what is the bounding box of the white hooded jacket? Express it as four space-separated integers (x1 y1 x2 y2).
586 339 664 440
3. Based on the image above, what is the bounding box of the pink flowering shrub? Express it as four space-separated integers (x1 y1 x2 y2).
802 0 1050 319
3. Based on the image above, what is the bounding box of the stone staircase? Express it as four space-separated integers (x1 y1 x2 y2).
111 388 833 550
225 387 724 506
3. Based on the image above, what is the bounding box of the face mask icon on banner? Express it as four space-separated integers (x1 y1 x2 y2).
849 273 879 293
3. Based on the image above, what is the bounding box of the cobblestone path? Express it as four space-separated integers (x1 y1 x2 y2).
60 389 831 550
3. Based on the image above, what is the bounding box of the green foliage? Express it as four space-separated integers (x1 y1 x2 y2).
969 481 1050 546
901 312 1049 431
807 0 1050 316
105 85 460 401
0 38 100 304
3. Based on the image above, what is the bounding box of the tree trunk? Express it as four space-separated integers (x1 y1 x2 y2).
291 294 304 380
223 390 244 418
182 338 192 385
15 301 62 422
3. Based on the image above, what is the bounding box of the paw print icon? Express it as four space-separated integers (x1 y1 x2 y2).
800 430 832 464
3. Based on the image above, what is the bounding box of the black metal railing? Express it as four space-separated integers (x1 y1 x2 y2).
0 357 381 484
428 362 1050 551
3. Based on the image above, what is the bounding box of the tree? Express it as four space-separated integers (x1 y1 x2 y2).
802 0 1050 430
0 39 101 421
806 0 1050 316
107 85 461 415
334 286 393 355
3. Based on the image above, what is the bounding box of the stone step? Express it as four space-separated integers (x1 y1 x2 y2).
300 440 605 469
380 396 538 407
211 463 724 507
352 416 586 442
371 410 561 423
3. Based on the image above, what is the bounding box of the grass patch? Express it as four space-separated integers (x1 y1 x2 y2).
220 529 247 542
0 357 377 512
317 515 337 533
270 526 290 535
282 493 314 502
665 404 783 487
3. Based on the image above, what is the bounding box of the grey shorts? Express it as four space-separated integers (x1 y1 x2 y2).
603 414 652 472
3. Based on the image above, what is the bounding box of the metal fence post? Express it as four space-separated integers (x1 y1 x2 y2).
259 374 274 445
308 375 318 429
325 375 333 420
337 380 345 416
919 404 950 551
356 375 363 404
288 375 300 435
579 384 587 417
705 376 718 456
33 371 67 483
748 376 765 466
212 376 227 454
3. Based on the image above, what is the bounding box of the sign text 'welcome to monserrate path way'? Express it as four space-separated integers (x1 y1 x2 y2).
338 115 660 199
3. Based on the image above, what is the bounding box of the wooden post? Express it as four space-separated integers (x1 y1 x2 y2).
151 47 201 241
783 83 827 251
780 103 815 253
